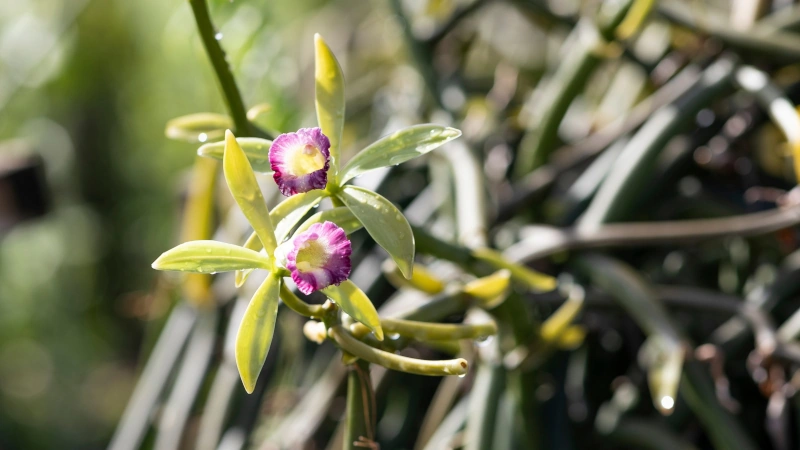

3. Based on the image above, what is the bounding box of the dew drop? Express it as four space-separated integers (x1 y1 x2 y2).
660 395 675 410
215 32 223 40
198 132 208 143
458 373 466 378
388 333 401 340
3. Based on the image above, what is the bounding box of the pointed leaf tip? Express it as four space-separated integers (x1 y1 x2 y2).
235 275 281 394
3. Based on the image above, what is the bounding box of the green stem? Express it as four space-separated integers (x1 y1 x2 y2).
344 360 375 450
514 0 633 176
388 0 441 107
329 326 468 376
381 318 496 341
279 284 323 318
188 0 254 137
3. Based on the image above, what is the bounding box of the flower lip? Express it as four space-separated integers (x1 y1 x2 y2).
286 221 351 294
269 127 331 196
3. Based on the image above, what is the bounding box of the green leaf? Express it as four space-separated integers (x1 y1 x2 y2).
152 240 271 273
271 190 327 242
314 34 345 179
235 232 262 288
339 125 462 184
295 206 363 235
198 137 272 172
338 185 414 278
223 130 278 254
235 274 281 393
322 280 383 341
165 113 232 143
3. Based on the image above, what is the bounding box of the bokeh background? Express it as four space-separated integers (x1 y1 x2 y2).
5 0 800 449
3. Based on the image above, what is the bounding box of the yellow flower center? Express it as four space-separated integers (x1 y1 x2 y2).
295 239 328 272
288 144 326 175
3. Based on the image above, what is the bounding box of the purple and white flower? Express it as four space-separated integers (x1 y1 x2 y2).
286 221 351 294
269 127 331 196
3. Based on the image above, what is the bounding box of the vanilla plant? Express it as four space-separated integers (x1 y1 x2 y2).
152 34 466 393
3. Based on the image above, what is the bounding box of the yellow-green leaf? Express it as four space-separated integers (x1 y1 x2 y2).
323 280 383 341
462 269 511 309
235 232 263 288
295 206 363 235
198 137 273 172
339 125 461 184
235 274 282 393
472 248 556 292
165 113 232 143
223 130 278 253
314 34 345 180
152 240 271 273
271 190 327 242
338 185 414 279
382 260 445 295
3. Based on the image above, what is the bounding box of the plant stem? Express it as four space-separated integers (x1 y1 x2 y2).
329 326 469 376
188 0 254 137
353 318 497 341
279 283 323 318
344 360 375 450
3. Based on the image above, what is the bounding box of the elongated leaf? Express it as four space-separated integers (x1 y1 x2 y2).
235 274 281 393
152 240 271 273
339 125 462 184
223 130 278 253
462 270 511 309
323 280 383 341
198 137 273 172
235 232 263 288
338 185 414 278
314 34 345 177
295 207 363 235
165 113 232 143
271 190 327 242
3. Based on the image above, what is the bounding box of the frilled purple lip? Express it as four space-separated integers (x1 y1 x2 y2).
270 127 331 196
286 221 351 294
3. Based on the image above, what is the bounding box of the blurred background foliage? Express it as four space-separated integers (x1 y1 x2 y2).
6 0 800 449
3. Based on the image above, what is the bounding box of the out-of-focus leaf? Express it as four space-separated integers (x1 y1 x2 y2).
295 207 363 235
165 113 232 143
323 280 384 341
180 157 218 307
473 248 556 292
554 325 586 350
235 274 282 394
339 125 462 184
246 103 272 121
462 269 511 309
382 260 445 295
314 34 345 178
223 130 278 253
338 185 414 278
152 240 271 273
198 137 272 172
540 288 584 343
